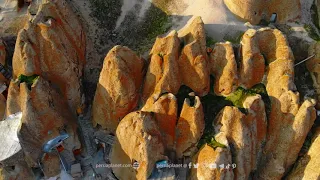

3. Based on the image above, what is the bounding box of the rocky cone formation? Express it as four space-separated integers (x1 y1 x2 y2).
2 0 85 178
101 18 317 180
209 42 238 96
178 17 210 96
287 128 320 179
141 93 178 151
142 31 181 109
255 28 316 179
110 111 166 180
176 96 205 158
12 0 85 114
92 46 145 133
6 77 81 176
214 95 267 180
239 30 265 89
224 0 301 24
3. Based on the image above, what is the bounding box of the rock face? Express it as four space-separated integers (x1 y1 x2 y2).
224 0 301 24
209 42 238 96
256 28 316 179
0 161 35 180
142 31 181 107
92 46 145 133
178 17 210 96
96 16 317 179
307 42 320 109
239 29 265 88
41 154 61 177
176 96 205 158
190 144 234 180
287 128 320 180
12 0 86 114
214 95 267 180
142 93 178 151
110 111 166 180
6 77 80 174
5 2 84 176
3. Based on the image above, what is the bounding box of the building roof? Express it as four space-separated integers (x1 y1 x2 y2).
0 112 23 165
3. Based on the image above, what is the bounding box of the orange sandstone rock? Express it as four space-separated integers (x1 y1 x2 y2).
287 128 320 180
256 28 317 179
178 17 210 96
92 46 145 133
12 0 86 113
214 95 267 180
142 31 181 106
224 0 301 25
111 111 166 180
239 29 265 88
6 77 80 169
190 144 234 180
176 96 205 158
142 93 178 151
209 42 238 96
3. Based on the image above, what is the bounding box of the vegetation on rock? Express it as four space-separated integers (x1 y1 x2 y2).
18 74 39 89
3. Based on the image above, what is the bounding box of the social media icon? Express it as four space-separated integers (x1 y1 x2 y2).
193 163 198 168
219 164 224 169
209 163 217 169
232 163 237 169
188 162 192 169
226 164 231 169
133 162 140 169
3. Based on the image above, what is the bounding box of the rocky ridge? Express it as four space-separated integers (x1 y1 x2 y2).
1 0 85 178
0 0 318 179
93 17 317 180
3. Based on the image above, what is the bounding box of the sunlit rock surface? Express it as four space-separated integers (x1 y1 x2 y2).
110 111 166 180
142 93 178 151
209 42 238 96
92 46 145 133
287 128 320 180
142 31 181 108
6 77 80 173
190 144 234 180
178 17 210 96
224 0 301 24
239 29 265 89
214 95 267 180
256 28 316 179
12 0 86 114
176 96 205 158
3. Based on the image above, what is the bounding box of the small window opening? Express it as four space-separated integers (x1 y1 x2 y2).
270 13 277 23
